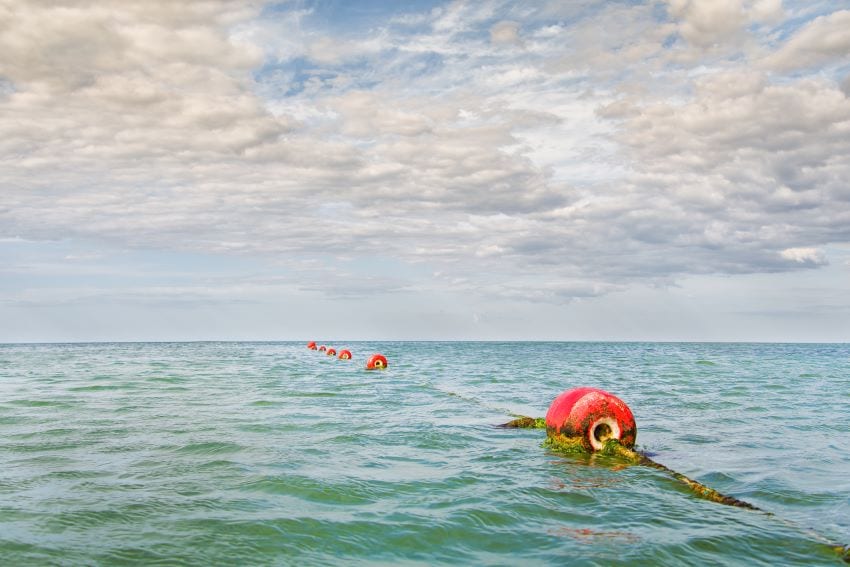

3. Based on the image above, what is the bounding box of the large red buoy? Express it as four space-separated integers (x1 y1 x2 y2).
319 345 327 352
326 348 337 356
338 350 352 360
545 387 636 452
307 341 317 350
365 354 388 370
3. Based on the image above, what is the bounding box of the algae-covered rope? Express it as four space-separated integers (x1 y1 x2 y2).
500 416 546 429
600 439 850 561
502 415 850 562
599 440 761 511
502 415 759 510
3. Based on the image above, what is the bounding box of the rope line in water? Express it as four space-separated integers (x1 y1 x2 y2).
431 385 520 418
501 415 850 562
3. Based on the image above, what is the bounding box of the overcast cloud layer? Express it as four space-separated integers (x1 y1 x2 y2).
1 0 849 341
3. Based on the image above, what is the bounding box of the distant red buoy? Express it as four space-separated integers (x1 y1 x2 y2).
319 345 327 352
365 354 388 370
326 348 337 356
545 387 636 452
307 341 317 350
338 350 352 360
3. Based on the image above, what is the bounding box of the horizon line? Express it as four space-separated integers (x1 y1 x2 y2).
1 339 848 346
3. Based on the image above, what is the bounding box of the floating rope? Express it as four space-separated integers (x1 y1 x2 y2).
502 410 850 562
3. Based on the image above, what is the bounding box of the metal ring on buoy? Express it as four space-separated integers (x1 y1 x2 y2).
545 387 636 452
318 345 327 352
365 354 388 370
326 348 337 356
338 350 352 360
307 341 317 350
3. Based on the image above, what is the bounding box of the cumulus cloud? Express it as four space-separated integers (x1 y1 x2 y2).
780 247 827 265
763 10 850 71
0 1 263 91
665 0 785 48
666 0 750 47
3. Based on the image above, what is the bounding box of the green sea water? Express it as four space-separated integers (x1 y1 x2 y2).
1 341 848 565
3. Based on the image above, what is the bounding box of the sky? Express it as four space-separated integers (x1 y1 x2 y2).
1 0 849 342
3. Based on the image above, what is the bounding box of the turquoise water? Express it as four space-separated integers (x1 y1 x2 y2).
1 342 848 565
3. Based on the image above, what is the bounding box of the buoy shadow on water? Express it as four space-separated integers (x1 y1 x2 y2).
548 526 641 545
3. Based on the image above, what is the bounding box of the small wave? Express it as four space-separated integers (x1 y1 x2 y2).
8 427 77 439
7 454 76 466
44 509 141 531
196 459 242 471
238 475 375 505
7 399 74 408
676 434 716 445
69 384 127 392
98 548 194 567
175 441 244 455
147 375 187 383
237 423 299 433
39 469 109 480
287 392 338 398
4 441 84 453
114 405 147 413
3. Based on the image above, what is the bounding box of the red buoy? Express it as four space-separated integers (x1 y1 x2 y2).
319 345 327 352
326 348 337 356
545 387 636 452
365 354 388 370
307 341 317 350
338 350 352 360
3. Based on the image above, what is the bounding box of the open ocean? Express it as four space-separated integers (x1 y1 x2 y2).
1 341 848 565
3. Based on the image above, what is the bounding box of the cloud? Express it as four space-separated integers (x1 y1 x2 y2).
666 0 750 48
665 0 785 49
763 10 850 71
490 21 523 46
2 0 850 308
780 247 827 265
0 1 264 92
599 70 850 277
305 35 388 66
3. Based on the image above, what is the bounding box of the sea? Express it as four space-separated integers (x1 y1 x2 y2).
1 341 848 565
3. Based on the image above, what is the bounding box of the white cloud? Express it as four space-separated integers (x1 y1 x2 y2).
490 20 523 46
666 0 750 48
665 0 787 49
780 247 827 265
763 10 850 71
750 0 785 24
